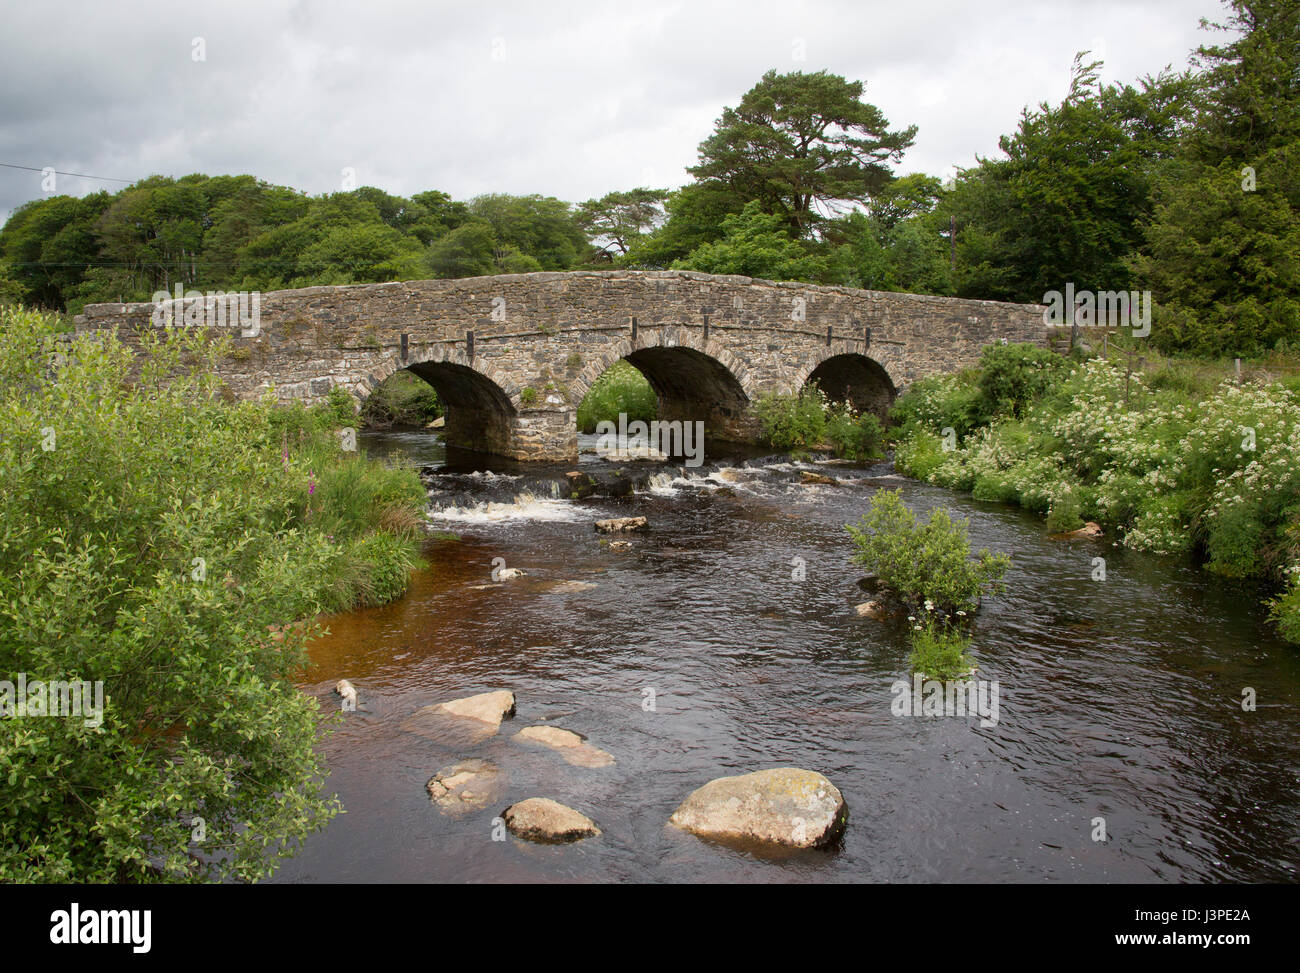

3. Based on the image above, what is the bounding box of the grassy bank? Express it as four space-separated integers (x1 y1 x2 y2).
0 306 428 882
576 359 658 433
889 342 1300 643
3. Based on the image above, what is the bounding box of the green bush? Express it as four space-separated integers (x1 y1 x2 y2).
889 373 982 440
907 616 974 680
845 489 1010 613
0 306 427 882
358 370 441 428
753 389 827 452
825 402 886 461
576 360 657 433
755 386 885 460
972 342 1070 423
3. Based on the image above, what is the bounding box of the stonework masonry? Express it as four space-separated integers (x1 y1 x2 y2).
74 270 1049 462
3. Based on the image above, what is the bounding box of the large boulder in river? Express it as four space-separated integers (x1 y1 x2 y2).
502 798 600 843
669 768 847 849
513 725 615 768
401 690 516 744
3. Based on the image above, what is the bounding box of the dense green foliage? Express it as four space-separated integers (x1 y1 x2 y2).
358 371 442 428
0 307 427 882
576 360 658 433
0 178 594 313
846 489 1010 613
907 615 975 682
753 387 886 460
890 343 1300 642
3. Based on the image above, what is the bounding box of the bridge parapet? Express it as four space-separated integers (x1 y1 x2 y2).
75 270 1048 462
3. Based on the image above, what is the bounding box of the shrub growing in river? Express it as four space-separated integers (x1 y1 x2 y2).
845 489 1010 613
0 306 427 882
907 613 975 680
755 386 885 460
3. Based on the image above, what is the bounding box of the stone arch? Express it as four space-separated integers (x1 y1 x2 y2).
356 346 520 456
800 351 898 421
573 327 757 442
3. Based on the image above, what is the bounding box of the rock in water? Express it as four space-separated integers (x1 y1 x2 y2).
855 600 891 620
426 759 506 815
502 798 600 843
334 679 358 707
595 516 647 533
513 725 615 768
401 689 517 744
669 767 847 849
798 471 838 486
1057 521 1103 539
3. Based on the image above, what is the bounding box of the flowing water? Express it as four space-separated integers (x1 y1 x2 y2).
273 429 1300 883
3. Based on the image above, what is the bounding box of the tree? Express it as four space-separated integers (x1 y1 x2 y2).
689 69 916 238
621 181 744 268
674 200 828 281
1132 0 1300 355
576 188 670 259
943 55 1194 303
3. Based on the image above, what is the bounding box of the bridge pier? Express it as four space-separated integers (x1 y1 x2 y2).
503 406 578 463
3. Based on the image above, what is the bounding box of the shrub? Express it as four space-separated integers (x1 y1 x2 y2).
359 371 440 428
753 389 827 451
845 489 1010 613
889 373 982 439
907 615 975 680
576 360 657 433
972 342 1070 422
0 306 427 882
824 402 886 461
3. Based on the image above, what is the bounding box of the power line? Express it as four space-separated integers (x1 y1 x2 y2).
0 162 133 184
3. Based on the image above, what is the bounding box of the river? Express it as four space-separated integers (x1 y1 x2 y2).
271 429 1300 883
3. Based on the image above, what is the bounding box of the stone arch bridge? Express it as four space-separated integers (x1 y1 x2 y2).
75 270 1048 463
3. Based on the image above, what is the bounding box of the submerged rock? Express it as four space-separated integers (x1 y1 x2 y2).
669 767 848 849
542 580 600 595
856 573 882 592
514 725 615 768
503 798 600 843
427 759 506 815
1055 521 1104 540
401 689 517 744
595 516 647 533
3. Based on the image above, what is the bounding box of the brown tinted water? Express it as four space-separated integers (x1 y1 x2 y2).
271 431 1300 883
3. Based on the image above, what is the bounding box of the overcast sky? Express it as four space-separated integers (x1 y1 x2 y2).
0 0 1224 225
